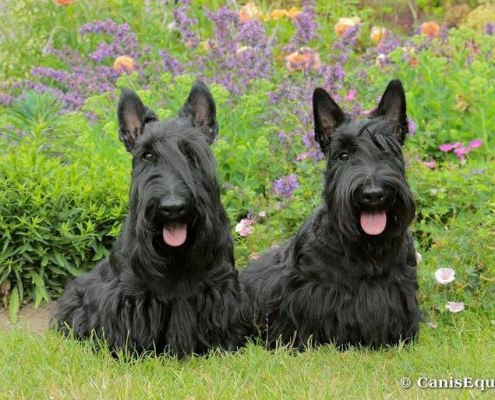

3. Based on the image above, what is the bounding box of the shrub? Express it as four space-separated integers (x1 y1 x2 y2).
0 94 129 320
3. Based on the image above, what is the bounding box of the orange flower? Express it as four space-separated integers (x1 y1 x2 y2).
266 7 301 21
370 26 387 44
420 21 440 38
54 0 73 5
287 7 301 20
285 47 321 73
269 9 288 20
335 17 361 37
113 56 134 74
239 2 261 22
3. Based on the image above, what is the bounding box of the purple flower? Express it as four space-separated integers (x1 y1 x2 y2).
407 118 417 135
484 23 495 35
201 7 272 95
445 301 465 313
291 0 318 46
0 93 14 106
173 0 200 48
159 49 184 76
273 174 299 198
298 130 324 161
297 149 324 161
79 19 139 61
434 267 455 285
376 35 401 54
30 67 68 83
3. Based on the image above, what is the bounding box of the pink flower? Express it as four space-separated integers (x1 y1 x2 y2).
438 140 481 162
423 160 436 169
435 267 455 284
454 146 468 161
235 218 254 237
468 139 482 149
344 89 357 102
445 301 465 313
439 143 455 152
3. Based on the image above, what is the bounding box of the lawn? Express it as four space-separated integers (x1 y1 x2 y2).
0 0 494 398
1 312 494 399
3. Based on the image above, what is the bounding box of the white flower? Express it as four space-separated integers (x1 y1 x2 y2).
445 301 465 313
434 267 455 285
415 251 423 265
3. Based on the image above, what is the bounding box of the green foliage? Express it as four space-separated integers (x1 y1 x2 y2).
0 132 128 314
409 160 495 319
0 91 89 159
385 28 495 158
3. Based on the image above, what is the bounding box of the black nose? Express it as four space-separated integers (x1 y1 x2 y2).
361 186 387 207
159 197 188 218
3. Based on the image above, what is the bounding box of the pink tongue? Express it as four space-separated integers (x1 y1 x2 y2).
163 224 187 247
360 212 387 235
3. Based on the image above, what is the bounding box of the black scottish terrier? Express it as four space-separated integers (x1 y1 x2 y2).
240 80 420 350
53 81 248 357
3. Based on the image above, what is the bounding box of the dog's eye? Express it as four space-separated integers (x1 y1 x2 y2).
337 152 349 161
142 152 154 161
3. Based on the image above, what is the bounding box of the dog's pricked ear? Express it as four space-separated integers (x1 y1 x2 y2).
369 79 408 144
179 80 218 144
313 88 345 152
118 88 157 152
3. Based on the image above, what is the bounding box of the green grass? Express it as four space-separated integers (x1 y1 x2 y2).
0 312 493 399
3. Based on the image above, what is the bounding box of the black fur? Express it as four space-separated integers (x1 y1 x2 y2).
53 81 249 357
240 80 420 350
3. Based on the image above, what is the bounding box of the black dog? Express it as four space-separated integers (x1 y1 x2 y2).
240 80 420 350
53 81 248 357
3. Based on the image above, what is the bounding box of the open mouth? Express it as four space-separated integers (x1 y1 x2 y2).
162 223 188 247
360 211 387 235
